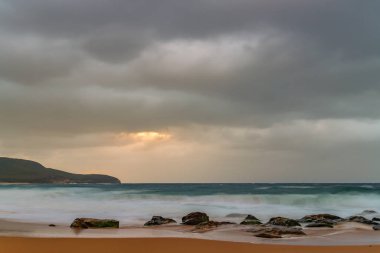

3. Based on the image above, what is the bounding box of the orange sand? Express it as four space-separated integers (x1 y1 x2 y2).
0 237 379 253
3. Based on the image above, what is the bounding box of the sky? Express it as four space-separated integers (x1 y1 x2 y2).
0 0 380 183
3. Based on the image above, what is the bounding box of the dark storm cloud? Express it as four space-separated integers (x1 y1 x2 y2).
1 0 379 54
0 0 379 126
1 0 380 181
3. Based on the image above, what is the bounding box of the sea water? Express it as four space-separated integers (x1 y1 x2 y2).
0 183 379 225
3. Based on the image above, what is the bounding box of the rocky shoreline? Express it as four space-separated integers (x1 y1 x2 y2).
65 210 380 239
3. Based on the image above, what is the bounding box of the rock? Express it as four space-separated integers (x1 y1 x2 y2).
348 216 378 225
255 232 282 238
267 217 301 227
299 214 342 223
70 218 119 229
194 221 235 230
372 217 380 222
182 212 209 225
249 226 305 238
240 215 262 225
48 224 56 227
144 216 176 226
361 210 377 215
212 221 236 226
305 222 334 228
299 214 342 228
373 225 380 231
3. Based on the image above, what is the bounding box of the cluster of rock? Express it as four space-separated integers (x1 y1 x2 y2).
243 212 380 238
67 210 380 237
347 216 378 225
243 216 305 238
143 212 236 232
298 212 380 231
248 226 305 239
179 212 235 232
298 213 342 228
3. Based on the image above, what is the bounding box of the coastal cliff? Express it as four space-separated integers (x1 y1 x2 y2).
0 157 121 184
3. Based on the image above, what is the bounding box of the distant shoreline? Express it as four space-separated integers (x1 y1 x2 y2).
0 157 121 184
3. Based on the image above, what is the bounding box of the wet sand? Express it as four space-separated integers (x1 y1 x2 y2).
1 219 380 246
1 218 380 253
1 237 380 253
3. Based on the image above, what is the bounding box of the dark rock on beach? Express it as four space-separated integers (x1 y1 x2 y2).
299 214 342 223
212 221 236 226
70 218 119 229
144 216 176 226
255 232 282 238
48 224 56 227
373 225 380 231
249 226 305 238
348 216 378 225
194 221 235 231
305 222 334 228
240 215 262 225
267 217 301 227
182 212 209 225
299 214 341 228
372 217 380 222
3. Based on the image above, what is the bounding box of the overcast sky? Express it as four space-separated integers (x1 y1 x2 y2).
1 0 380 182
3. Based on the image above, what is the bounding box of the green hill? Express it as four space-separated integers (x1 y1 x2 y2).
0 157 121 184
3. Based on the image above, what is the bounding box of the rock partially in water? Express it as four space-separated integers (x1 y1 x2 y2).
372 217 380 222
144 216 176 226
373 225 380 231
305 222 334 228
193 220 235 232
182 212 209 225
267 217 301 227
240 215 262 225
348 216 378 225
299 214 342 223
361 210 377 215
70 218 119 229
249 226 305 238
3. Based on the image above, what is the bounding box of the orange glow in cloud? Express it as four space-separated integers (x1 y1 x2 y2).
118 131 172 143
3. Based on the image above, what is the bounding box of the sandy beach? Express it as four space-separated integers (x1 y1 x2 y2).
1 237 379 253
1 185 380 252
1 219 380 253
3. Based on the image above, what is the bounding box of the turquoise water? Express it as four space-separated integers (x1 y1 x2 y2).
0 183 379 225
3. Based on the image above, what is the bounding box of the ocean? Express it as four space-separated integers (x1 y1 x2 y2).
1 183 380 225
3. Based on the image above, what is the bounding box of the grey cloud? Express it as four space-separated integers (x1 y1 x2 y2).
1 0 379 55
1 0 380 181
167 121 380 182
0 83 245 136
0 0 379 125
0 35 83 84
113 34 380 121
81 26 153 63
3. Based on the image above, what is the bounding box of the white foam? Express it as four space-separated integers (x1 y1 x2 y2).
0 186 379 225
